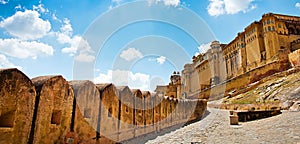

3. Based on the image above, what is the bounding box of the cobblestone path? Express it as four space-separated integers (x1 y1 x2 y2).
146 108 300 144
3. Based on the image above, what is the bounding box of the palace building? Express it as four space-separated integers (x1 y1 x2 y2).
159 13 300 99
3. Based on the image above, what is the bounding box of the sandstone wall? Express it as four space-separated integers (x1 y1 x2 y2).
143 91 154 134
30 76 74 144
0 68 36 144
69 80 100 144
198 60 291 101
220 102 281 111
289 49 300 67
132 89 145 137
117 86 135 142
153 96 162 132
96 84 119 142
0 69 207 144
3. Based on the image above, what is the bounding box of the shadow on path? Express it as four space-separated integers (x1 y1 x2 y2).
122 109 212 144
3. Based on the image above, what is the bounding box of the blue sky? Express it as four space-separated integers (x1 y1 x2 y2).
0 0 299 91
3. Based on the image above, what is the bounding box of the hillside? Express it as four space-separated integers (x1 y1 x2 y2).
210 68 300 111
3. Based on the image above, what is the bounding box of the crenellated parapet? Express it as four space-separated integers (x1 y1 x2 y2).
0 68 207 144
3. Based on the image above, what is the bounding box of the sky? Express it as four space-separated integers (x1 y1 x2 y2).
0 0 299 91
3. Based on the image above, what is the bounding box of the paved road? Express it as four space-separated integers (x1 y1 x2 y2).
145 108 300 144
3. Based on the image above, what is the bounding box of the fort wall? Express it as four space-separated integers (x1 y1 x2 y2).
0 69 207 144
0 68 36 144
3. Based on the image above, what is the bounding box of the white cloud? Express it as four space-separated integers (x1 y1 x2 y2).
51 13 61 22
156 56 166 65
61 36 92 54
197 42 211 55
94 70 150 91
0 0 8 4
0 38 53 59
33 3 49 13
296 3 300 9
163 0 180 7
60 18 73 36
0 10 51 40
120 48 143 61
75 52 95 62
207 0 255 16
207 0 225 16
148 0 181 7
60 35 95 62
0 54 21 69
15 4 22 10
55 19 94 62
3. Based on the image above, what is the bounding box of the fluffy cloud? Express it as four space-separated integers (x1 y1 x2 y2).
60 35 95 62
0 54 21 69
156 56 166 65
51 13 61 22
0 10 51 40
163 0 180 7
94 70 150 91
60 18 73 36
0 0 8 4
0 38 53 59
148 0 181 7
120 48 143 61
56 19 95 62
75 52 95 62
207 0 256 16
296 3 300 9
33 3 49 13
196 42 211 55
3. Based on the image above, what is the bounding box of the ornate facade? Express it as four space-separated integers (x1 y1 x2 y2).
161 13 300 99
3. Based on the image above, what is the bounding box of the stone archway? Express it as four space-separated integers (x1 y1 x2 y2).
288 25 297 35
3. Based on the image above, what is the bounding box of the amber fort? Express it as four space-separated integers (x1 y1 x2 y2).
157 13 300 100
0 13 300 143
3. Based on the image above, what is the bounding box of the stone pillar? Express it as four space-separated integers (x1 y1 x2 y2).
160 97 169 129
132 89 145 137
69 80 100 144
30 75 74 144
153 95 162 132
96 84 119 143
143 91 154 134
0 68 36 144
117 86 135 142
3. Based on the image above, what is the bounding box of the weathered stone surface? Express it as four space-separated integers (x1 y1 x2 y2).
0 68 36 144
96 83 119 142
143 91 154 134
160 97 169 130
194 99 208 119
0 69 208 143
289 49 300 67
153 95 162 132
117 86 135 141
132 89 146 137
69 80 100 143
229 115 239 125
30 75 74 144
